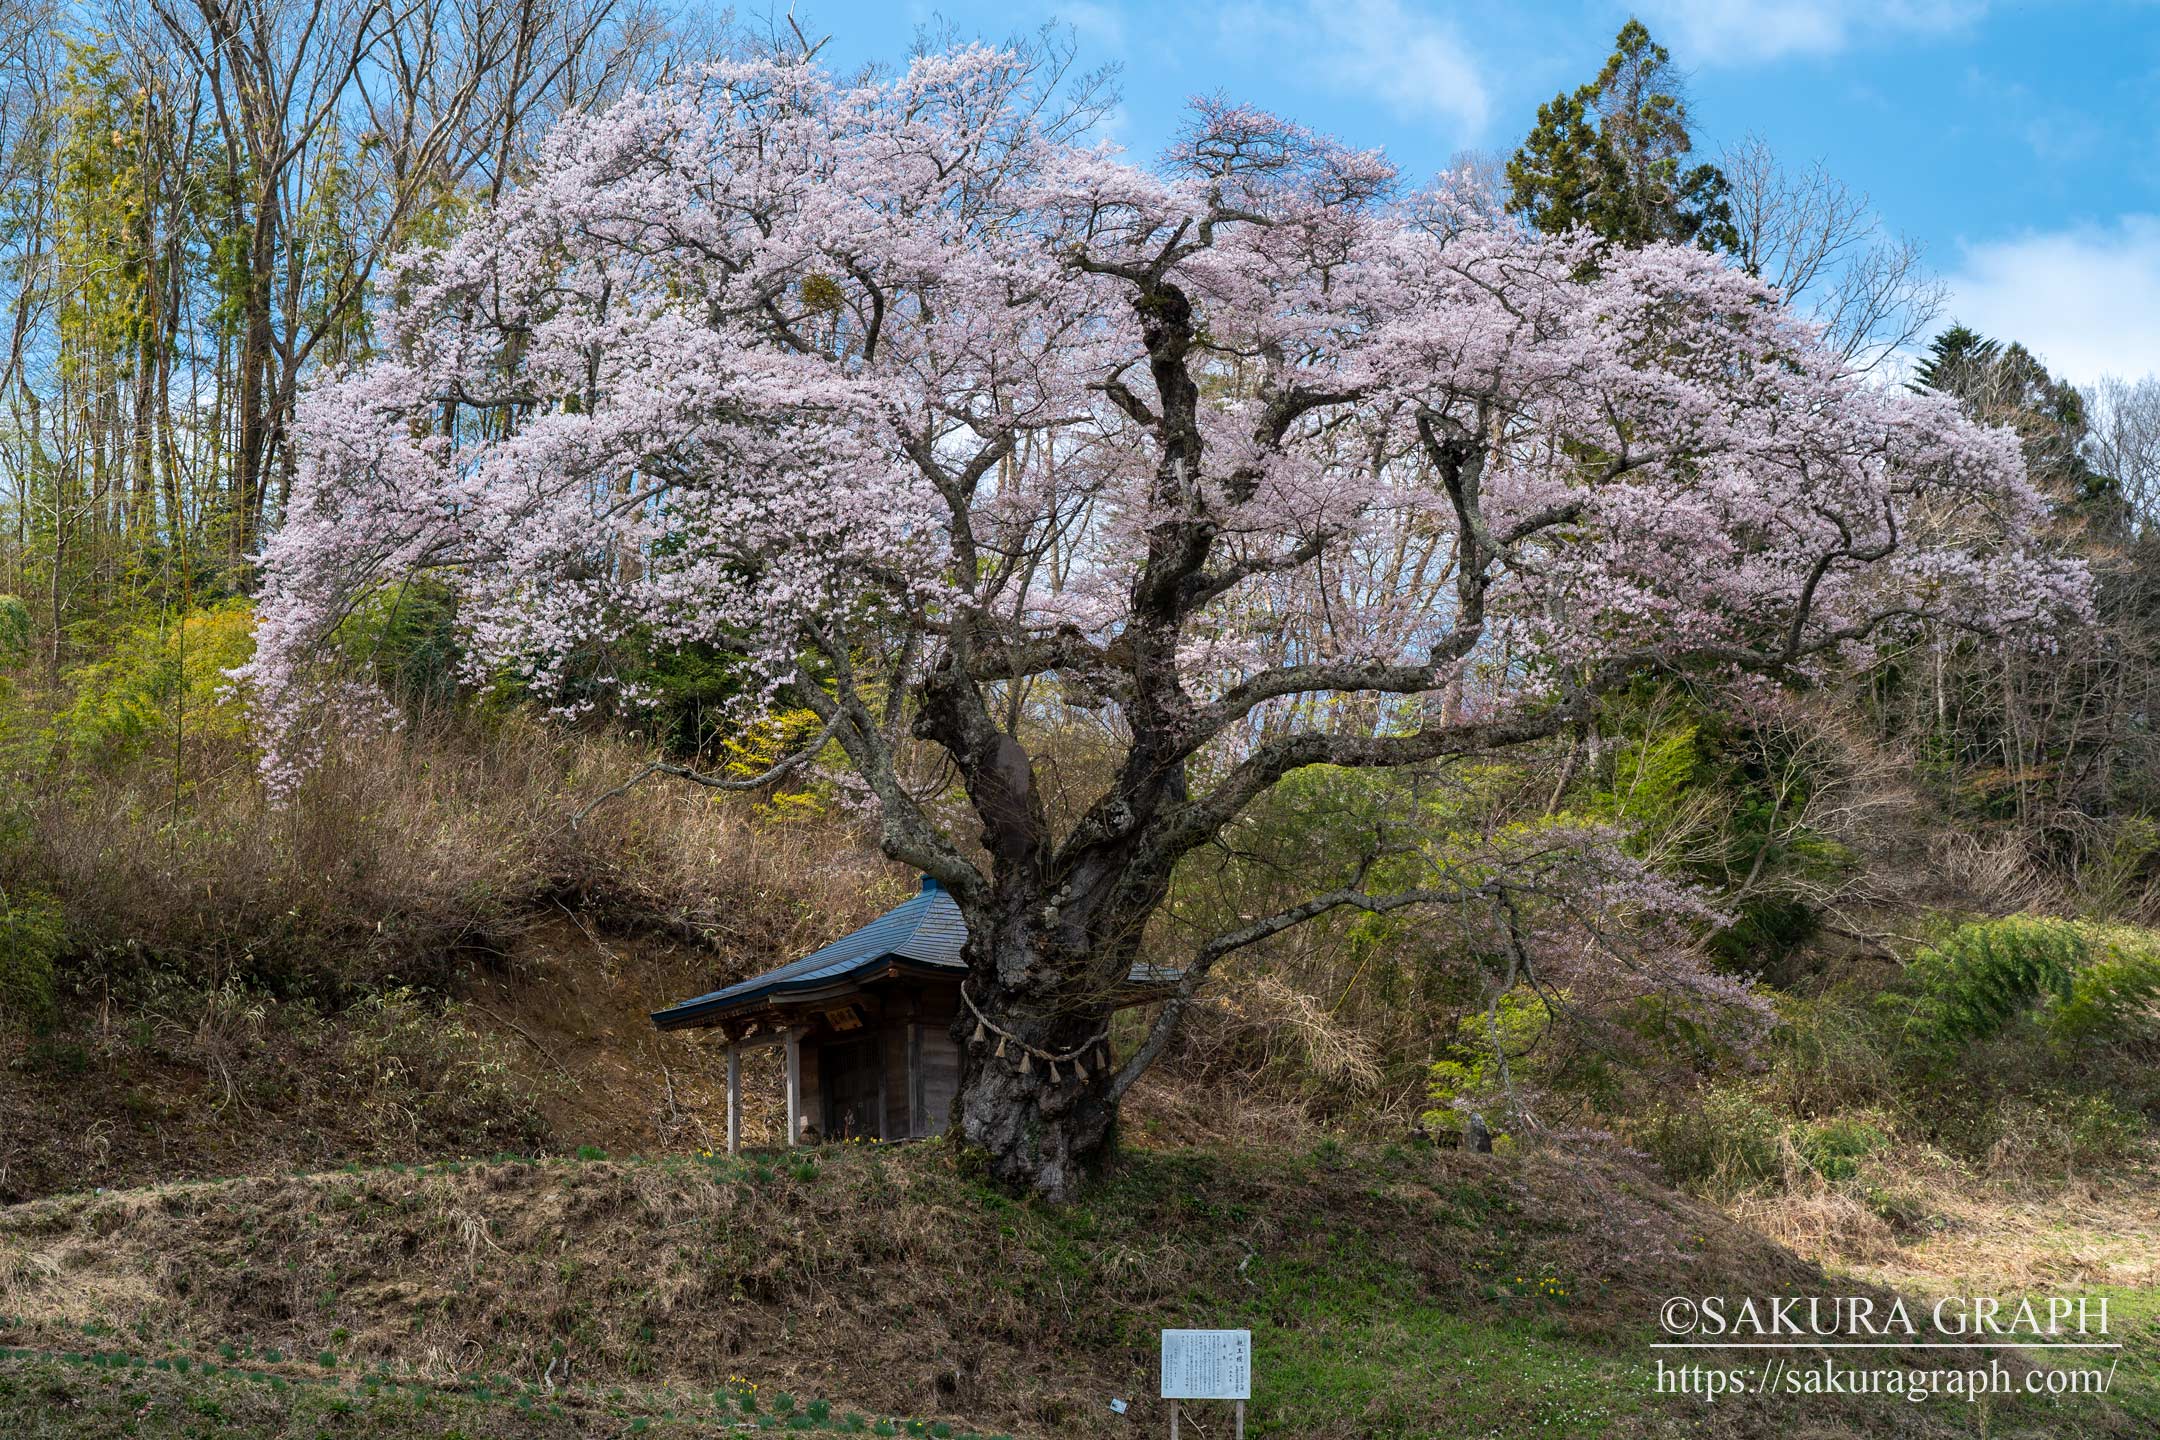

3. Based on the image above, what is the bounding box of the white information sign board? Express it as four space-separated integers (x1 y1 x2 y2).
1160 1329 1251 1400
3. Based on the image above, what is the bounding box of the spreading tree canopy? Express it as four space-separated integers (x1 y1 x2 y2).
246 47 2081 1197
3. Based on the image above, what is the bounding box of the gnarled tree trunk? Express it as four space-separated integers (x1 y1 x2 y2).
947 888 1128 1200
953 1009 1119 1201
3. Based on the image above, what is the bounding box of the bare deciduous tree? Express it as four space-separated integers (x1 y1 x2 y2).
2085 374 2160 535
1721 135 1945 372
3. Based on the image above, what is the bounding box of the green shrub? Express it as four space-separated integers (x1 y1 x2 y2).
1421 988 1551 1139
2056 1093 2147 1165
1988 1091 2146 1175
1760 991 1899 1117
0 888 65 1024
1793 1114 1889 1182
0 595 29 669
635 638 756 760
1639 1083 1783 1192
2045 926 2160 1055
1894 917 2083 1061
329 578 462 707
2077 817 2160 922
2060 1093 2146 1164
57 601 255 766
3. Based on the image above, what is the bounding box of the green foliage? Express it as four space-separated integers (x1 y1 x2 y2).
1579 696 1848 969
1792 1115 1889 1182
2045 926 2160 1054
713 707 838 820
1505 20 1736 252
636 640 753 758
1988 1091 2148 1174
1912 324 2003 397
1638 1083 1784 1192
328 579 461 706
54 37 154 380
1422 988 1551 1139
477 623 773 772
286 131 374 368
0 888 66 1025
1506 86 1608 235
2056 1093 2146 1165
1632 918 2160 1195
57 601 255 766
2078 817 2160 923
0 596 30 669
1913 324 2111 513
1894 916 2083 1059
1757 992 1899 1118
1587 723 1701 828
1184 761 1520 1071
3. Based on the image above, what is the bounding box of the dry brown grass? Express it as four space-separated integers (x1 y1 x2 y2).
1116 1070 1341 1150
4 698 1434 1199
1736 1146 2160 1296
1202 972 1387 1090
0 710 910 1200
0 888 901 1205
1729 1178 1909 1267
0 983 550 1202
0 1141 1849 1439
6 706 902 995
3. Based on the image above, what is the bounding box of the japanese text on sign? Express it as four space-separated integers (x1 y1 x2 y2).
1160 1329 1251 1400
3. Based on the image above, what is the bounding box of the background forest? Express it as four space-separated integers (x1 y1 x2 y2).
0 9 2158 1436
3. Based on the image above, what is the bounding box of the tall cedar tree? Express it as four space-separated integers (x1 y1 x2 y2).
1507 19 1737 252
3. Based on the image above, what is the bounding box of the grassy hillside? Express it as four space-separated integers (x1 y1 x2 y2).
3 643 2157 1439
0 1142 2147 1439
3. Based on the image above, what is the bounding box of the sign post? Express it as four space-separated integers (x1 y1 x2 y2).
1160 1328 1250 1438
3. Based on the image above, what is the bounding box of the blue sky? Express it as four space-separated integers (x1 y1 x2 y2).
787 0 2160 384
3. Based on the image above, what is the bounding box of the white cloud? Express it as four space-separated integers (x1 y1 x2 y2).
1054 2 1128 52
1219 0 1489 136
1634 1 1984 64
1945 218 2160 386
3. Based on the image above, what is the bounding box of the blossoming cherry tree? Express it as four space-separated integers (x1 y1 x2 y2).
247 50 2079 1197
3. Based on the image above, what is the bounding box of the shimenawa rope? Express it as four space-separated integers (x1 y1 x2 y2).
959 980 1111 1083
